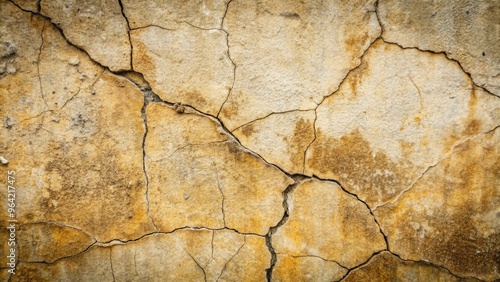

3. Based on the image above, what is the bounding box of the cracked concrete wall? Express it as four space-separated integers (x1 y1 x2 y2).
0 0 498 281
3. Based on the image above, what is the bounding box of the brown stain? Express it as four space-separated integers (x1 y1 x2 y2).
463 86 482 136
41 139 151 241
289 117 314 171
379 130 500 280
178 89 208 110
240 123 255 137
308 129 412 205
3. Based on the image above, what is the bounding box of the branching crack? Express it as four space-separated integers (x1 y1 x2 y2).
216 236 246 281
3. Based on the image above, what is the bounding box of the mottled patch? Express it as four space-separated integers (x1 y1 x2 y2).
375 129 500 281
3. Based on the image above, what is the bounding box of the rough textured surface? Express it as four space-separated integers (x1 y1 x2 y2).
343 251 480 282
375 129 500 281
18 222 95 263
219 0 381 130
379 0 500 96
305 40 500 208
1 0 499 280
233 110 316 174
122 0 230 30
273 179 386 269
131 25 233 115
40 0 131 71
146 102 293 235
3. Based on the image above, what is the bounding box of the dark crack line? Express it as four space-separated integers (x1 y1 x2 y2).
117 0 133 70
265 176 305 282
230 109 315 133
336 249 386 281
309 174 389 250
381 39 498 98
284 254 348 270
216 236 245 282
302 109 317 174
176 241 207 282
388 251 485 282
140 89 159 232
37 20 48 109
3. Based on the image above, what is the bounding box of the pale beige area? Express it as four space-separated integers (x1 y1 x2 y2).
379 0 500 96
122 0 230 29
233 110 316 174
219 0 381 130
40 0 131 71
132 24 233 115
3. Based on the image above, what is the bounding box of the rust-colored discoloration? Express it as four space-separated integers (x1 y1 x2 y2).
306 129 413 207
240 123 255 137
289 117 314 171
273 254 347 281
18 222 95 263
375 129 500 281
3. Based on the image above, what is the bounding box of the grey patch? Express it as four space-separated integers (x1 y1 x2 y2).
0 41 17 58
5 116 13 129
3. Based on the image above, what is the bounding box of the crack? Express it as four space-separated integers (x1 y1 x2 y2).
37 20 48 109
213 159 226 226
140 88 159 232
109 248 116 282
216 235 245 282
310 175 389 251
117 0 133 70
265 176 306 282
387 251 485 282
374 124 500 211
282 254 348 270
175 239 208 282
230 109 315 133
336 249 387 281
381 39 498 98
217 0 236 118
18 220 98 242
302 109 317 174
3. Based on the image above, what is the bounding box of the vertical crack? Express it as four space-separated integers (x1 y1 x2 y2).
302 109 317 174
213 160 226 226
109 247 116 282
265 176 305 282
140 88 159 232
37 20 48 109
117 0 133 70
217 0 236 118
